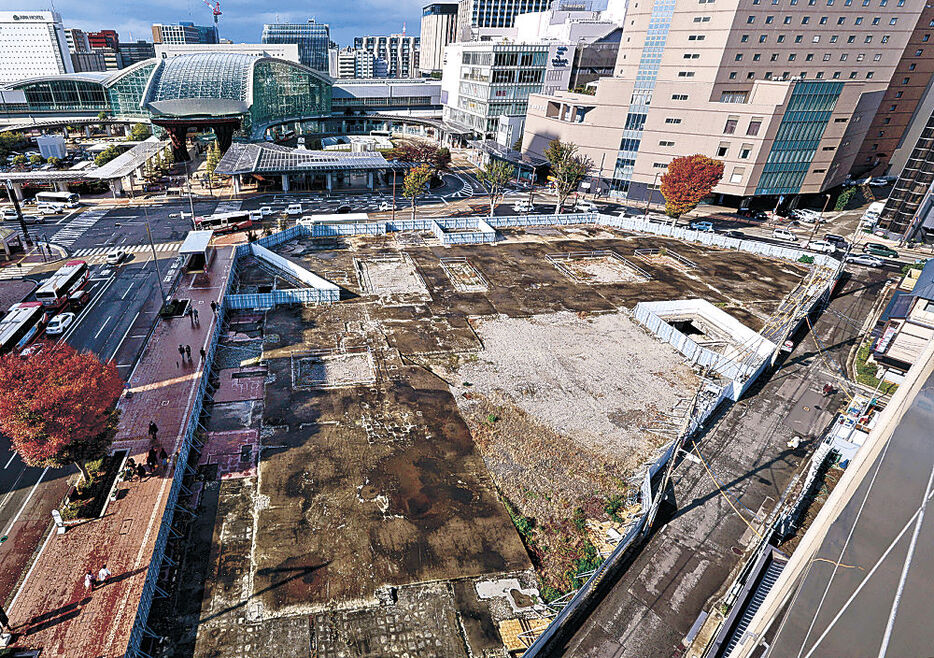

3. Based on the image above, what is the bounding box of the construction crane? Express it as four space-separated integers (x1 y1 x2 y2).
202 0 222 28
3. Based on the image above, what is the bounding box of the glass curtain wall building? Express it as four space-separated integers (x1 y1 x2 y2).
262 21 331 72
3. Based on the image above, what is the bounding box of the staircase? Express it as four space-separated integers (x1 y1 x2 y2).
722 557 787 657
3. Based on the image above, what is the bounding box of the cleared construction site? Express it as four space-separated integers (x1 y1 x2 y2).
160 217 826 657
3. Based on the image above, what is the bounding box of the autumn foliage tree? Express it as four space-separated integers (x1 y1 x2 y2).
385 141 451 176
402 164 434 220
0 344 123 481
659 154 724 221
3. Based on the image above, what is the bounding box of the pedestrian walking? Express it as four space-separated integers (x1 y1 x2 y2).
210 300 217 315
0 603 11 633
200 347 206 362
148 421 158 440
84 571 96 590
193 307 199 325
185 344 192 361
136 463 147 480
187 305 194 326
146 448 158 472
97 565 111 587
178 344 185 361
158 447 168 469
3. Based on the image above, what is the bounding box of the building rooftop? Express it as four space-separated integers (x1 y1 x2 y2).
215 142 409 175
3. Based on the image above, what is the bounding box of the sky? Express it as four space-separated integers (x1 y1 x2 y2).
18 0 426 47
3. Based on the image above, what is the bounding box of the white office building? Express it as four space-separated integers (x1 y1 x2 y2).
333 48 376 79
154 43 300 63
0 11 74 84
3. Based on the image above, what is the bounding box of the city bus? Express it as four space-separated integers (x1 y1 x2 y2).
0 302 47 355
194 212 254 234
35 191 80 208
34 260 89 309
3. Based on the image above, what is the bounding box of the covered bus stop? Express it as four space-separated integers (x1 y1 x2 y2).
179 230 215 273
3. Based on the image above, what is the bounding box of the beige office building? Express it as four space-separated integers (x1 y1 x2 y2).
522 0 930 204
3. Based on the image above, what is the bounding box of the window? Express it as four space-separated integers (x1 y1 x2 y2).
717 145 729 157
854 16 863 24
865 35 873 43
740 146 752 158
806 53 814 60
802 16 810 23
833 71 841 78
840 53 848 61
735 53 744 61
771 53 779 61
847 35 855 42
812 168 826 173
895 91 903 98
729 71 738 79
653 162 667 168
741 34 750 42
813 35 821 42
856 53 864 61
834 117 848 122
916 49 924 56
874 53 882 61
724 117 738 133
747 119 762 135
837 16 845 24
677 71 696 77
816 71 824 78
760 34 768 42
872 16 881 25
866 71 874 78
688 34 706 40
903 77 910 84
659 140 675 146
910 63 917 71
795 35 803 42
785 15 793 23
830 35 839 42
665 117 682 124
789 53 797 60
822 146 836 151
823 53 832 60
924 34 930 42
672 94 689 100
747 72 756 79
883 117 890 124
820 16 828 24
889 104 897 111
882 35 889 43
766 15 775 23
778 35 786 42
694 16 712 21
890 16 897 24
747 15 756 22
848 71 857 78
753 53 762 60
730 168 745 184
684 53 701 59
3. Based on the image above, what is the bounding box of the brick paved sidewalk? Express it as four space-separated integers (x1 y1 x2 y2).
7 248 234 657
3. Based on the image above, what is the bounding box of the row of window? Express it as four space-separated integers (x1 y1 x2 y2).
744 0 904 6
747 12 899 23
737 50 883 61
726 69 912 81
741 31 894 43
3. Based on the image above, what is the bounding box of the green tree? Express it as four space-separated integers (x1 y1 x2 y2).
659 154 724 221
128 123 151 141
47 156 62 168
544 139 592 214
512 135 523 152
477 160 515 216
11 155 26 168
205 141 221 183
28 154 44 166
402 164 434 220
94 145 122 167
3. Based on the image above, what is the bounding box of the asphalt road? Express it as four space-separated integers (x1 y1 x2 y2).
550 268 887 657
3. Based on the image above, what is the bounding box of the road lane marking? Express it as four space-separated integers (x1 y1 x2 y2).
1 467 49 540
3 454 16 469
93 316 112 340
107 309 141 363
121 282 135 300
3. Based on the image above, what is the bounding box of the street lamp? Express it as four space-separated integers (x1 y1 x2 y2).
643 170 661 221
4 179 31 246
809 193 832 245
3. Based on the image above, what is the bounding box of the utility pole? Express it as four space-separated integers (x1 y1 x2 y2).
391 169 397 222
185 160 197 230
144 207 166 304
644 170 660 221
5 179 31 246
809 193 832 246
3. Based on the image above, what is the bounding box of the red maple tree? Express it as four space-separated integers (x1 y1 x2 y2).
659 154 725 220
0 343 123 480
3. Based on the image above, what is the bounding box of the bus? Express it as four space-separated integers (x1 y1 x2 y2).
35 260 89 308
35 191 80 208
194 212 254 234
0 302 47 355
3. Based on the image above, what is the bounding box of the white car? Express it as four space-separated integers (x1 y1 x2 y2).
259 206 274 217
45 312 75 336
285 203 303 216
106 249 128 265
378 201 393 211
807 239 837 254
771 227 799 243
846 253 884 268
2 208 17 220
37 203 64 215
869 177 890 187
513 201 536 213
575 199 597 212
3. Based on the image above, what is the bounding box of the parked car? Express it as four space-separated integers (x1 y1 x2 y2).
869 177 891 187
862 242 899 258
45 312 75 336
106 249 128 265
807 239 837 254
378 201 393 211
336 205 353 214
513 201 536 213
724 229 745 239
791 209 822 224
824 233 849 250
259 206 274 217
690 220 715 232
771 227 799 242
575 199 597 212
285 203 303 216
846 254 885 268
1 208 17 220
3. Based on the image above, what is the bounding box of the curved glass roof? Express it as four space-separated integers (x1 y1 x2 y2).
147 53 256 103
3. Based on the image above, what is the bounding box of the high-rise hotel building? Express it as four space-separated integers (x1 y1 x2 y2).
522 0 933 203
